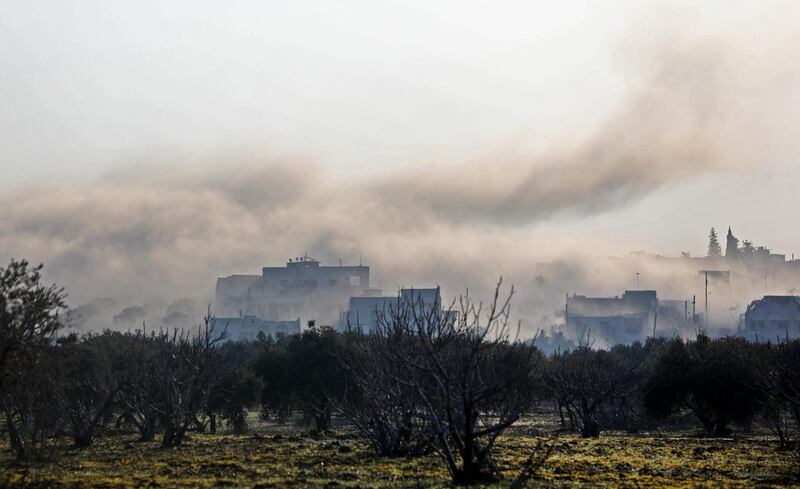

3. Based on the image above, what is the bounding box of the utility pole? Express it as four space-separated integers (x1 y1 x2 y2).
684 299 689 339
704 271 709 332
652 309 658 339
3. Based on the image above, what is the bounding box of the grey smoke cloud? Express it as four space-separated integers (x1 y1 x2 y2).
371 40 736 225
0 31 797 329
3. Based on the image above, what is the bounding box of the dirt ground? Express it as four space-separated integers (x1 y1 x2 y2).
1 423 798 488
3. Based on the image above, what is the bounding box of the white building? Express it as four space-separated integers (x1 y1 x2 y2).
339 287 443 333
215 257 376 327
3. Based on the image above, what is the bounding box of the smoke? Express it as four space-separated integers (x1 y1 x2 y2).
372 41 733 225
1 26 798 335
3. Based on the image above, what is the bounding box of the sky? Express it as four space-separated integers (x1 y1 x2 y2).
1 0 799 307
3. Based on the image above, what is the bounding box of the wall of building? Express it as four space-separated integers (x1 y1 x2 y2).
211 315 301 341
214 258 371 327
743 296 800 339
339 288 442 333
566 290 658 345
215 275 261 318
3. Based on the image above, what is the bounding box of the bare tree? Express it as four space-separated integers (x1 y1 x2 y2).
546 336 650 438
205 340 262 434
364 282 542 484
55 332 132 447
338 311 431 456
753 340 800 450
547 345 610 438
116 328 162 442
152 313 226 448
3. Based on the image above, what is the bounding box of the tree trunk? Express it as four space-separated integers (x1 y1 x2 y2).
161 426 186 448
161 427 174 448
209 414 217 434
776 423 787 450
73 432 93 448
713 418 729 437
314 412 330 432
565 404 577 431
193 416 206 433
5 411 25 460
139 415 156 442
452 436 495 485
173 427 187 446
452 459 494 485
579 400 600 438
581 417 600 438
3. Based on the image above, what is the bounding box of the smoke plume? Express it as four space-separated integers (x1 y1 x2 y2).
0 29 797 335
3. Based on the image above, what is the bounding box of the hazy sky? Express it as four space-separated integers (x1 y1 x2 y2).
1 1 799 303
2 0 633 182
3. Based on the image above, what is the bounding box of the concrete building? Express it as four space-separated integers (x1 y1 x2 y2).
743 295 800 339
566 290 660 345
215 256 375 327
339 287 444 332
210 315 301 341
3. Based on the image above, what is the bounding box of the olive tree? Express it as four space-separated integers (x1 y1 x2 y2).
645 336 762 436
0 259 65 387
0 259 66 459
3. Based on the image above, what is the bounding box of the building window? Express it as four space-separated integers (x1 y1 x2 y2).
349 276 361 287
329 279 338 286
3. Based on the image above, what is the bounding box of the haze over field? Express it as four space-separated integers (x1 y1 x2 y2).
1 1 799 330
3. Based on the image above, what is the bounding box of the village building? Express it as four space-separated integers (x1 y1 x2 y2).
565 290 695 344
339 287 444 332
210 315 301 341
215 256 375 327
743 295 800 339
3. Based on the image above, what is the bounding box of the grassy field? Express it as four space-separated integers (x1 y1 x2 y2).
1 423 799 488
